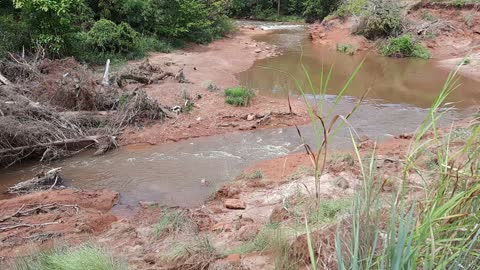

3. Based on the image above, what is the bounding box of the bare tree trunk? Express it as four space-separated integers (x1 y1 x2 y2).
102 59 111 86
277 0 281 16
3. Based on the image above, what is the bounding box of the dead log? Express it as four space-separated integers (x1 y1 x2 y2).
0 135 107 157
8 168 63 194
0 72 11 85
119 71 175 85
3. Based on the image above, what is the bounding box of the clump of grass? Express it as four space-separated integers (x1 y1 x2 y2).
238 170 265 180
202 80 220 92
462 57 471 65
154 209 197 238
161 237 218 269
287 165 315 181
250 170 264 180
224 86 254 106
336 44 355 55
379 35 431 59
421 10 436 21
14 245 127 270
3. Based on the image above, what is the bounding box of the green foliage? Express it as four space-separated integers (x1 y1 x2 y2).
224 87 255 106
355 0 403 40
154 209 197 238
303 0 342 22
0 14 30 59
379 35 431 59
86 19 138 54
336 43 355 55
1 0 233 61
13 245 128 270
329 67 480 270
421 10 436 21
334 0 368 18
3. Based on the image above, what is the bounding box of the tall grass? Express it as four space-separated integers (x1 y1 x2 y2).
13 245 127 270
263 55 366 200
301 63 480 269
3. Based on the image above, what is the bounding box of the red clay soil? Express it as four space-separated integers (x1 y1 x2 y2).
0 189 118 263
309 17 374 53
120 28 311 145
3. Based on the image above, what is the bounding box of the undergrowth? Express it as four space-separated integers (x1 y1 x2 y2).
13 245 127 270
379 35 431 59
224 86 255 106
300 63 480 269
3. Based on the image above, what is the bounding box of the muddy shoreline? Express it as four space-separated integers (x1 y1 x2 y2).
121 27 311 146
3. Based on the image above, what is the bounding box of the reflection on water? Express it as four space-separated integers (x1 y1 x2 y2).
237 28 480 108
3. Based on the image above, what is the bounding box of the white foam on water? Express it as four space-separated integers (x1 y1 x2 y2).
260 25 304 30
191 151 242 160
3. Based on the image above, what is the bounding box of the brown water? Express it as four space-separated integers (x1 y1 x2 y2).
237 27 480 108
0 23 474 207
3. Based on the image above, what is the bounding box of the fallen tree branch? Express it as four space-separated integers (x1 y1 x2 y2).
0 135 103 157
8 168 63 194
0 72 11 85
0 221 61 232
0 204 26 223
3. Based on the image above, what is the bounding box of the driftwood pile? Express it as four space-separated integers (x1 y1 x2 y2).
0 56 180 167
8 168 63 194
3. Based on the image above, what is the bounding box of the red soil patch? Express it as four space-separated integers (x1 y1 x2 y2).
0 189 118 262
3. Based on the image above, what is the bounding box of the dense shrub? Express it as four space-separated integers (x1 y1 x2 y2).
85 19 138 54
355 0 403 40
303 0 342 22
379 35 431 59
1 0 233 61
225 87 255 106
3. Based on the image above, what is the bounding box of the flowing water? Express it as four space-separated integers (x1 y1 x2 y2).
0 22 476 207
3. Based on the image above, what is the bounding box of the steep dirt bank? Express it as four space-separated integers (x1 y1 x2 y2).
309 4 480 81
121 27 310 145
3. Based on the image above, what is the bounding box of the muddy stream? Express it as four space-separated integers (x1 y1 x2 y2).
1 22 477 208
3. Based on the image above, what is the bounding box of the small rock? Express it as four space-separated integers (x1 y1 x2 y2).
139 201 158 208
254 49 262 53
246 114 255 121
196 117 202 122
143 253 156 265
319 33 326 38
334 176 350 190
357 139 375 150
226 254 242 265
224 199 246 210
236 225 260 241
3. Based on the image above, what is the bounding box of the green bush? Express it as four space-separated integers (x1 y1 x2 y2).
86 19 139 54
1 0 233 61
355 0 403 39
336 43 355 54
225 87 255 106
13 245 128 270
303 0 342 22
379 35 431 59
